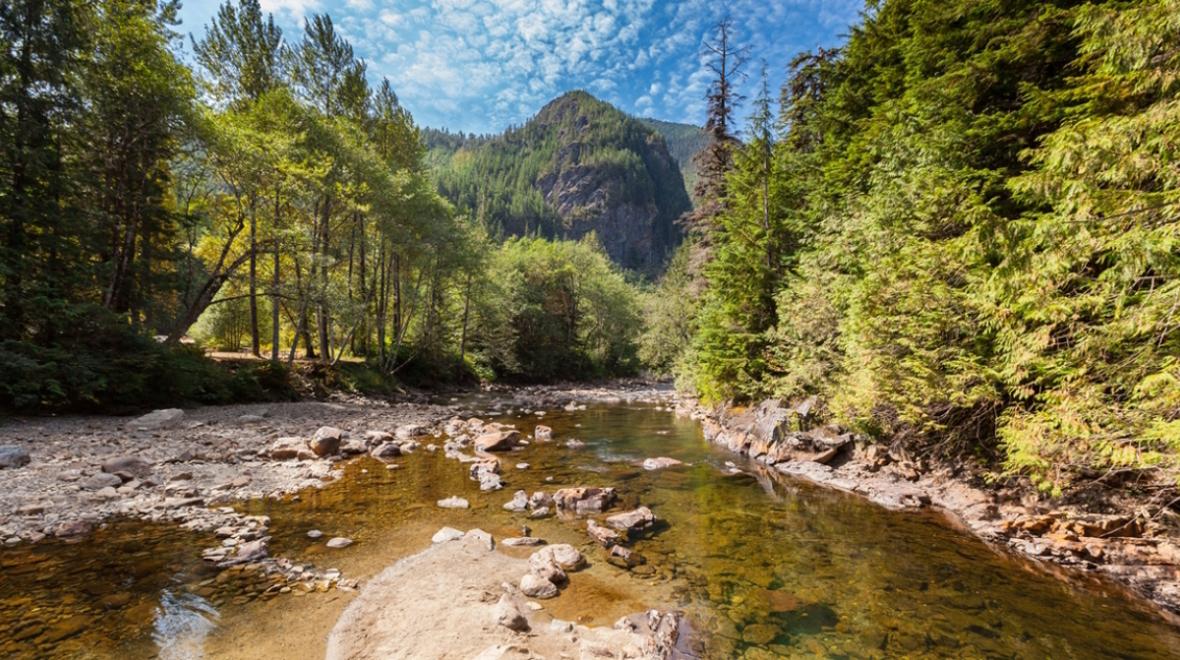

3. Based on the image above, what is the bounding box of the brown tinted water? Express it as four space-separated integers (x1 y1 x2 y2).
3 400 1180 658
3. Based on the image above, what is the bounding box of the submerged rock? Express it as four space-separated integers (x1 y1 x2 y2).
437 496 470 509
642 457 683 471
326 537 353 549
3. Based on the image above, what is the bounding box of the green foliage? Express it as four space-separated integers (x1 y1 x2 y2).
681 0 1180 492
469 236 642 382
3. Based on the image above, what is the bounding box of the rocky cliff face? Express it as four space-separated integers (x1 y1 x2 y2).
427 92 691 275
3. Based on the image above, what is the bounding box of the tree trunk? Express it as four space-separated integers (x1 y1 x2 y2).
249 197 260 356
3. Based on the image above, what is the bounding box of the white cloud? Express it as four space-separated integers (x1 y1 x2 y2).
259 0 319 18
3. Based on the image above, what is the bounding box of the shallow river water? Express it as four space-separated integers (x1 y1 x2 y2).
3 398 1180 658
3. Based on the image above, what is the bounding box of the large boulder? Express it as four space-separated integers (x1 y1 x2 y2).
269 437 314 461
474 429 521 452
309 426 344 457
0 446 30 469
127 408 184 431
101 456 152 481
553 487 617 514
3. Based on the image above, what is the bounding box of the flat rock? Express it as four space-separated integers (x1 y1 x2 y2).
269 437 314 461
502 537 546 547
642 457 683 471
128 408 184 430
81 472 123 491
530 544 585 572
606 506 656 536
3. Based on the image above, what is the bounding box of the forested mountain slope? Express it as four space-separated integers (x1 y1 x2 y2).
426 92 691 274
637 117 708 198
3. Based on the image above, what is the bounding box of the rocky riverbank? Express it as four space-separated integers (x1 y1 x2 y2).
680 397 1180 617
327 528 691 659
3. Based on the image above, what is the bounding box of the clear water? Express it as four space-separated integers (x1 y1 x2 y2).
2 401 1179 658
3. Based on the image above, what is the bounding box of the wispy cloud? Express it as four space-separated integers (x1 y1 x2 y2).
180 0 861 133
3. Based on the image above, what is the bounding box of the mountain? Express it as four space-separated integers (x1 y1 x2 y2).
424 91 691 275
637 118 709 198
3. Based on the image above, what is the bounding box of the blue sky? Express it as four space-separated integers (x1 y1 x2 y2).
177 1 863 134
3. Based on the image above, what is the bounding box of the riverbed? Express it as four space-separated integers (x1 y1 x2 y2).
3 395 1180 658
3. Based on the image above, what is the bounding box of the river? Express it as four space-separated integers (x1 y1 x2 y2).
2 396 1179 658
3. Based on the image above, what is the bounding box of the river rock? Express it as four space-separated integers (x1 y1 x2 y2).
395 423 426 441
471 460 504 491
502 537 546 547
432 527 465 543
464 528 495 550
101 456 152 480
269 437 314 460
607 545 646 569
503 490 529 512
474 429 520 452
493 594 530 631
606 506 656 536
530 544 586 572
340 438 367 455
553 487 617 514
529 491 554 509
307 529 324 539
0 446 30 469
564 439 586 449
587 519 622 547
81 472 123 490
310 427 344 456
642 457 683 471
364 430 394 447
326 537 353 549
534 425 553 441
370 442 402 460
437 496 470 509
520 573 559 599
128 408 184 431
